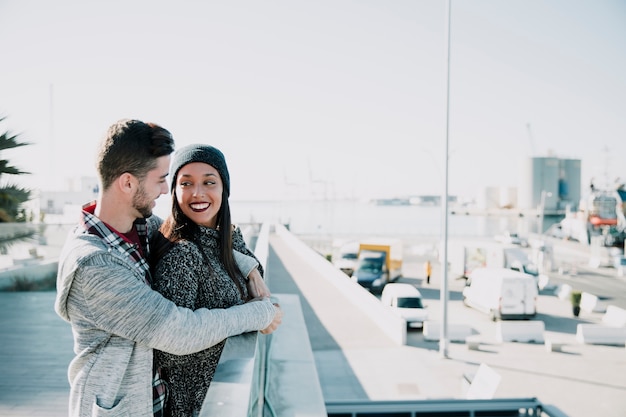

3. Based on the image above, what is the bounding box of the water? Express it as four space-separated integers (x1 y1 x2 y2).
230 199 530 240
43 199 541 259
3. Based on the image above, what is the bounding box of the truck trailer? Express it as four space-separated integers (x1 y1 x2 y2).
463 267 538 321
443 240 541 286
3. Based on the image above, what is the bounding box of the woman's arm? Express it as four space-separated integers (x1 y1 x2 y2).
231 225 264 277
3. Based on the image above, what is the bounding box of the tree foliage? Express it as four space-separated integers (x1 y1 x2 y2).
0 116 32 222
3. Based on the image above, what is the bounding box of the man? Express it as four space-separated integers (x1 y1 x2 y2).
424 260 432 285
54 119 281 417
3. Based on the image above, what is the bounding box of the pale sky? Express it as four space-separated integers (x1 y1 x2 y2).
1 0 625 202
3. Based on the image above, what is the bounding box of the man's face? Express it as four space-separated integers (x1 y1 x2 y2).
132 155 171 218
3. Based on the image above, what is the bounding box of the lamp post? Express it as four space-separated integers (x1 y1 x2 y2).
440 0 452 359
539 191 552 234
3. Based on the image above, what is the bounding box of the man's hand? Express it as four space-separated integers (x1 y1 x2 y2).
261 302 282 334
247 297 283 334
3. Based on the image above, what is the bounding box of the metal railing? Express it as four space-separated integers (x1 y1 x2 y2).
326 398 570 417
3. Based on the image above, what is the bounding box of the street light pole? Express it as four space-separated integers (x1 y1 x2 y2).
539 190 552 234
440 0 452 359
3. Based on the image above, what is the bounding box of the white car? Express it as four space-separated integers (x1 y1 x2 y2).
380 283 428 328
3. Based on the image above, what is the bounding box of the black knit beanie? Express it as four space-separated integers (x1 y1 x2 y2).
170 144 230 196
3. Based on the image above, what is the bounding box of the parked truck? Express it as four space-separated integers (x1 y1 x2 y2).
351 239 403 292
443 239 541 286
463 267 538 321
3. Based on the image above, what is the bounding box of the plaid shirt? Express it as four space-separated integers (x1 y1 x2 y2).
81 202 151 284
81 202 167 416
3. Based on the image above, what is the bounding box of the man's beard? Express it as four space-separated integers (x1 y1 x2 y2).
133 185 154 218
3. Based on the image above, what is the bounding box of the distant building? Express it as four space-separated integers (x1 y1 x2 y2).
33 177 99 222
481 186 518 210
475 156 581 214
519 157 581 212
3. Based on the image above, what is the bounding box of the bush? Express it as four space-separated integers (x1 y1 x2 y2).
2 272 56 292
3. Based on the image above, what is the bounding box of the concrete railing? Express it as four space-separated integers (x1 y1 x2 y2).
602 305 626 327
496 320 545 343
423 321 473 342
200 293 327 417
576 324 626 346
200 223 327 417
274 223 407 345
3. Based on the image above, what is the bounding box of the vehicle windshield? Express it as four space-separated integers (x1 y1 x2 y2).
342 253 358 260
358 259 382 273
523 264 539 276
397 297 424 308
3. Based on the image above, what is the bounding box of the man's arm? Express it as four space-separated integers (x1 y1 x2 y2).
76 255 277 355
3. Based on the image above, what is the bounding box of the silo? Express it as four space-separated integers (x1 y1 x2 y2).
518 157 534 210
528 157 559 211
559 159 581 211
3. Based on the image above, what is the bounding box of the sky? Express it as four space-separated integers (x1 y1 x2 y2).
0 0 625 203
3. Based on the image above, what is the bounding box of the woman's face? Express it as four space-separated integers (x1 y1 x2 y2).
175 162 223 228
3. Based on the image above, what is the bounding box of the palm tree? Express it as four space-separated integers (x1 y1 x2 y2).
0 116 32 222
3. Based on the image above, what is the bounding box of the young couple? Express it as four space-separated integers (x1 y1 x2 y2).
54 119 282 417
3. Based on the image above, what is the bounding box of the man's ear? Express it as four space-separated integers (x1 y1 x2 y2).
117 172 136 194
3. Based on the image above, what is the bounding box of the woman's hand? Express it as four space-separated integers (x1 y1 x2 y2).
247 268 271 298
246 269 281 333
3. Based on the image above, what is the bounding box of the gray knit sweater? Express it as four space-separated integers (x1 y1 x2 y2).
152 226 260 417
54 215 275 417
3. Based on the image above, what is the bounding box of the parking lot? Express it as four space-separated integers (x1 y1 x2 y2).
295 233 626 417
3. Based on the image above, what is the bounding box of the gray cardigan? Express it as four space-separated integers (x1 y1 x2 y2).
54 216 275 417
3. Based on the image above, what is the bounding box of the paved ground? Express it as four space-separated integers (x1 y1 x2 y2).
0 291 73 417
1 230 625 417
269 232 626 417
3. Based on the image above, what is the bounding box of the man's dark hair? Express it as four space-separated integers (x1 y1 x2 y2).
96 119 175 190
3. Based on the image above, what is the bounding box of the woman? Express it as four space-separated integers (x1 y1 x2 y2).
150 144 275 417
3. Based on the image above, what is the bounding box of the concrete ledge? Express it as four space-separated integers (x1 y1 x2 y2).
544 338 565 353
555 284 572 301
200 332 258 416
261 294 327 417
581 292 608 313
576 324 626 346
602 305 626 327
275 224 406 345
496 320 545 343
201 294 327 417
423 321 473 342
466 335 482 350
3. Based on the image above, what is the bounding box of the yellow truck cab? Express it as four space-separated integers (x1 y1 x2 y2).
351 239 403 292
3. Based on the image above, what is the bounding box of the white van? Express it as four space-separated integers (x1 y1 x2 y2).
333 241 359 276
462 267 537 321
380 283 428 328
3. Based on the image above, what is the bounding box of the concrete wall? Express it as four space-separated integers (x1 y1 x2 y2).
275 223 407 345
